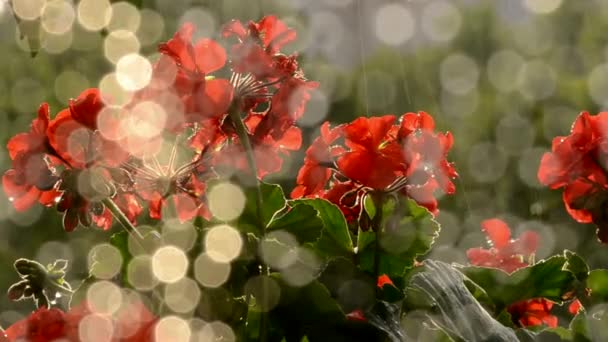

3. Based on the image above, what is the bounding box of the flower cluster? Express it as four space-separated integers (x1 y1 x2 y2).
291 112 457 220
538 111 608 242
1 301 156 342
2 16 317 230
466 219 582 328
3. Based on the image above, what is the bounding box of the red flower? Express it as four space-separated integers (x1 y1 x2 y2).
507 298 558 328
292 112 457 220
466 219 559 328
345 309 367 322
568 299 582 315
466 219 539 274
291 122 344 198
3 103 61 212
377 274 394 288
3 300 156 342
158 23 233 123
4 307 67 342
337 116 404 189
538 111 608 242
222 15 297 78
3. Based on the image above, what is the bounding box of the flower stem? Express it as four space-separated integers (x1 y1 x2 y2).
227 106 267 341
102 197 144 240
227 106 264 223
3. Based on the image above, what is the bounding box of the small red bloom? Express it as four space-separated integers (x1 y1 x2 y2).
466 219 539 274
345 309 367 322
377 274 394 288
3 300 156 342
466 219 558 328
291 122 345 198
508 298 558 328
568 299 582 315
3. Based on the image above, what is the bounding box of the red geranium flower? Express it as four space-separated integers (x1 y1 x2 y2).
538 111 608 242
466 218 560 328
466 219 539 273
292 112 457 220
2 103 62 211
3 300 156 342
158 22 233 124
508 298 558 328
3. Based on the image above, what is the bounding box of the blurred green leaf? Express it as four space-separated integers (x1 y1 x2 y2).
586 269 608 303
358 198 440 278
461 255 576 312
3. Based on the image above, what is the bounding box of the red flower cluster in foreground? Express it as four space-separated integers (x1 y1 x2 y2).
538 111 608 242
1 301 156 342
2 16 317 229
466 219 558 328
292 112 457 220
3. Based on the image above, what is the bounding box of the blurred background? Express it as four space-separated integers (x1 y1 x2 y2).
1 0 607 325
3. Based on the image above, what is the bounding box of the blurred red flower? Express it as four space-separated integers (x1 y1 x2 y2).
466 218 559 328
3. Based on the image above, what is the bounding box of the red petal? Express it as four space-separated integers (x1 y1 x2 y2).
466 247 497 267
222 19 247 39
563 181 594 223
480 219 511 249
69 88 104 130
257 15 297 52
569 300 582 315
7 133 38 160
514 231 539 256
193 38 226 74
276 126 302 151
377 274 394 288
159 23 196 71
196 79 233 119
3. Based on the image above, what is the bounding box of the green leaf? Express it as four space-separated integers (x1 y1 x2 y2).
586 269 608 303
267 204 323 244
461 255 576 312
239 182 286 234
291 198 354 255
357 198 440 278
563 250 589 281
271 274 345 327
363 194 376 220
109 231 132 285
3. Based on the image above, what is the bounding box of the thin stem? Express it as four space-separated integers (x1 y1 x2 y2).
371 193 385 296
227 105 267 342
102 197 144 240
227 105 264 223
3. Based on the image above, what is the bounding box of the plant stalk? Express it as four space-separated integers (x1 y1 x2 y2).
102 197 144 240
227 106 268 342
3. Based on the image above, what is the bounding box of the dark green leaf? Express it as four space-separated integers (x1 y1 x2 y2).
267 204 323 244
358 198 440 278
291 198 354 255
586 269 608 303
563 250 589 281
461 255 576 312
239 182 286 234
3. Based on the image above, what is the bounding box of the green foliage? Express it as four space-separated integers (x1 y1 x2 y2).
239 182 286 234
290 198 354 254
461 254 577 312
357 197 440 278
8 258 72 308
